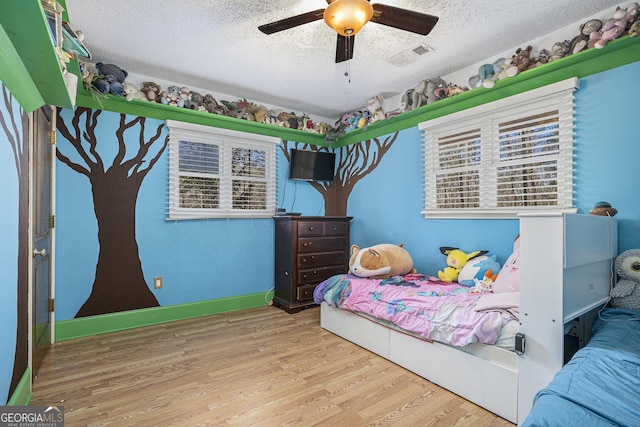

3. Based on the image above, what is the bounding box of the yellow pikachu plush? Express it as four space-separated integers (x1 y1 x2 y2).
437 246 488 282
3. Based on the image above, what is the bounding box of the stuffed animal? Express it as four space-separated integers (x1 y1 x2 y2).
411 77 446 108
610 249 640 310
141 81 161 102
549 40 571 62
160 85 184 107
591 3 640 49
245 102 269 123
91 62 127 96
569 19 603 54
349 243 416 279
122 82 147 102
458 254 501 287
469 269 499 294
630 18 640 36
367 94 386 123
473 58 519 89
91 75 124 96
437 247 488 282
186 91 206 111
399 88 415 112
510 46 534 73
96 62 128 85
179 87 191 107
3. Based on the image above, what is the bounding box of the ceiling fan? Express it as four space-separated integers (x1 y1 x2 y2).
258 0 439 63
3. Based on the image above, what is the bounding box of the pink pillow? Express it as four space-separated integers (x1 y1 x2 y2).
493 236 520 293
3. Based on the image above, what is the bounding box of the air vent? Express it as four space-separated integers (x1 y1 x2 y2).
386 43 433 67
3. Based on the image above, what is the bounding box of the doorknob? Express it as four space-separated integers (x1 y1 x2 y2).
33 248 46 257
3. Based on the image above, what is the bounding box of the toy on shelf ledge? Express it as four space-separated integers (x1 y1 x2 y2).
92 62 128 97
141 81 161 102
122 81 147 101
160 85 184 108
568 19 603 54
591 2 640 49
367 94 386 123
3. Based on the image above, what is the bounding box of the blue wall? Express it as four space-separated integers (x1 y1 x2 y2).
0 88 20 404
346 61 640 273
53 61 640 321
54 110 276 320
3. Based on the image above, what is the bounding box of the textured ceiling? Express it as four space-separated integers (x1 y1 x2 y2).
65 0 622 120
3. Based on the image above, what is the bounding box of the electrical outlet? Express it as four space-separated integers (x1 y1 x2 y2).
153 277 163 289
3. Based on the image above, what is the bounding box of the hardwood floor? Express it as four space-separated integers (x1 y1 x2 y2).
31 306 514 426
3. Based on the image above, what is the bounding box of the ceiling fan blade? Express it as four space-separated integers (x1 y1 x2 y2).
370 4 439 35
258 9 325 34
336 34 355 63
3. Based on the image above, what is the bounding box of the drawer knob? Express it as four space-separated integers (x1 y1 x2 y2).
303 242 311 247
308 226 314 231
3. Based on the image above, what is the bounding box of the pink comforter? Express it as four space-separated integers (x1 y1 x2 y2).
314 273 514 347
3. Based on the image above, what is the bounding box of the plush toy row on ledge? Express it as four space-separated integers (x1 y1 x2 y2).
79 61 331 135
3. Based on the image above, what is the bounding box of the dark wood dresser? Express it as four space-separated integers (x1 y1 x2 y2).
273 216 352 313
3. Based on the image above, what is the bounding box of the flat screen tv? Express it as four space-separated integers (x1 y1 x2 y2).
288 149 335 182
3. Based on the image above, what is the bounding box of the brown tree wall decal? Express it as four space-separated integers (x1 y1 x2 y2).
281 132 399 216
0 84 29 397
56 107 167 317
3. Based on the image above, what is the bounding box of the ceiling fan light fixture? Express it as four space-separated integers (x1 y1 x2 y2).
323 0 374 36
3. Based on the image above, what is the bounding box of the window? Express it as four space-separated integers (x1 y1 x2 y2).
167 120 278 219
419 78 579 218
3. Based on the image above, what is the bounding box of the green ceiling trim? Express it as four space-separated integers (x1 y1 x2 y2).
74 34 640 148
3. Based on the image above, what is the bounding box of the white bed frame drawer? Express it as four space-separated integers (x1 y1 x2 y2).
389 330 518 423
320 302 390 358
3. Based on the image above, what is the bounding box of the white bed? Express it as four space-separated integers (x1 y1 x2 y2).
319 213 617 425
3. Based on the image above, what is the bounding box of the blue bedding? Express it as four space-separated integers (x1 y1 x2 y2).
522 308 640 427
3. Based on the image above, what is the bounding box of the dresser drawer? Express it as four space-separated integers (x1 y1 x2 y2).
298 251 346 268
297 284 316 302
297 221 348 237
298 265 347 285
298 236 347 253
323 221 348 236
297 222 325 236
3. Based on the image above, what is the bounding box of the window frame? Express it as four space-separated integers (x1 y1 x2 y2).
419 78 579 219
166 120 279 220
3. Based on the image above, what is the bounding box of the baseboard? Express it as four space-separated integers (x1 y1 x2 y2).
55 292 268 341
7 368 31 406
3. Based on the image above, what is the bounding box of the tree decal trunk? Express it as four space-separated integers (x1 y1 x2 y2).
281 133 399 216
56 107 167 317
0 85 29 398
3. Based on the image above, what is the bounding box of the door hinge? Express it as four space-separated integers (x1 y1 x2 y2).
48 298 55 312
49 130 56 145
49 214 55 229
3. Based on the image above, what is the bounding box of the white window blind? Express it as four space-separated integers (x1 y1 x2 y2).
420 78 579 219
166 120 278 219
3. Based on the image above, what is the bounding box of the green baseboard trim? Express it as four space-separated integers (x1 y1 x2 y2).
55 293 269 341
7 368 31 406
